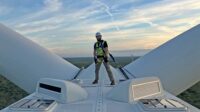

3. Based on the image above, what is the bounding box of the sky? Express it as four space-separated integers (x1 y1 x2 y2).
0 0 200 57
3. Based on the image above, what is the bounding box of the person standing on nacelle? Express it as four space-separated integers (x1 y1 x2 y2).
93 32 115 85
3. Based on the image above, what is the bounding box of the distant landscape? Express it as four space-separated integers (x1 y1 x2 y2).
0 57 199 109
64 56 140 68
0 76 28 109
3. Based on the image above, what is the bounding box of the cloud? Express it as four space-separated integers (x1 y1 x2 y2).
44 0 62 12
11 0 63 24
0 5 12 16
2 0 200 57
16 25 61 35
93 0 120 31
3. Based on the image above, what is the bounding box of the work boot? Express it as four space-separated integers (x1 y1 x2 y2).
92 80 98 84
110 80 115 85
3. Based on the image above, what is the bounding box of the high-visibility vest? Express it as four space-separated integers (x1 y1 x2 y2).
95 41 106 56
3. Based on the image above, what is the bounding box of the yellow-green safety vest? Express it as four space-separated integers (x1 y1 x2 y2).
95 41 106 56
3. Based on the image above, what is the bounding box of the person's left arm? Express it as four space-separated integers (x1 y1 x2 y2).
103 41 109 62
104 47 109 58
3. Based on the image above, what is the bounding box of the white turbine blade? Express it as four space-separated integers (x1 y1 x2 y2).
125 24 200 95
0 23 79 93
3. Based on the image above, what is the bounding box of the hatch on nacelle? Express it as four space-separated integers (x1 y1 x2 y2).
36 78 88 103
107 77 164 103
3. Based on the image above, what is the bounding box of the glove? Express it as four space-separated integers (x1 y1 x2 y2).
94 56 98 64
104 56 108 63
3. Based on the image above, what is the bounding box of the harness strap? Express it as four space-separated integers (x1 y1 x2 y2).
95 41 106 56
100 41 106 54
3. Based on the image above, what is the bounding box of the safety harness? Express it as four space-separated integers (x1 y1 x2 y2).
95 40 106 57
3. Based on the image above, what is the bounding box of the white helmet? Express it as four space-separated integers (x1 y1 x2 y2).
95 32 102 37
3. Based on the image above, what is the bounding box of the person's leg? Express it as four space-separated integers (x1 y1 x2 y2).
93 61 102 84
103 62 115 84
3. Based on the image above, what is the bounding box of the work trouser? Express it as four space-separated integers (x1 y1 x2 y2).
95 58 115 82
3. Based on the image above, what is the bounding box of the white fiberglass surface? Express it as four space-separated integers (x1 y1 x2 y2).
77 63 126 84
1 63 200 112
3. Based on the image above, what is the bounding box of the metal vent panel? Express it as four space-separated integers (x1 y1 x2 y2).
9 99 56 111
132 81 161 100
139 99 188 111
